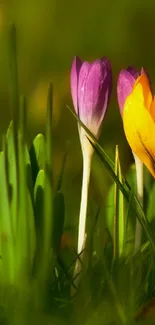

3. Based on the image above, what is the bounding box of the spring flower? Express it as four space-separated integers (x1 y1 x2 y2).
70 56 112 255
71 56 112 155
118 68 155 178
117 67 154 252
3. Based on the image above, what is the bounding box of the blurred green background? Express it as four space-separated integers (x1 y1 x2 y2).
0 0 155 234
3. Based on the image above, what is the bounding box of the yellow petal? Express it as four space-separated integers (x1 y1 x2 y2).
123 92 155 178
133 74 152 110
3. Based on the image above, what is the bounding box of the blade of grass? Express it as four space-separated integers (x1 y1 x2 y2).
29 133 46 185
16 96 35 283
8 25 19 238
33 169 45 276
114 146 125 258
38 82 54 299
0 141 14 284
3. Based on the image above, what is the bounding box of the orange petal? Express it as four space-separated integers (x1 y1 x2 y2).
133 74 152 111
123 92 155 178
150 95 155 122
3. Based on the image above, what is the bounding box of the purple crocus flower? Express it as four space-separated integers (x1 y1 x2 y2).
70 56 112 138
117 66 148 115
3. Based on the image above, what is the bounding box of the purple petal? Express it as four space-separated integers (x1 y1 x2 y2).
117 70 136 115
78 58 112 135
99 57 112 112
70 56 83 114
127 66 139 79
77 61 91 116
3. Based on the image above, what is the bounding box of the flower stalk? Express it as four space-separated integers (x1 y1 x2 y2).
134 154 144 253
77 137 92 254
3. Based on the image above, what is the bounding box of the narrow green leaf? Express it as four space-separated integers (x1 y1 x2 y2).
126 163 137 194
125 164 138 253
33 169 45 274
34 168 45 243
8 24 19 237
33 134 46 170
106 185 115 239
6 121 17 235
29 134 46 185
42 82 53 280
34 169 45 204
147 182 155 223
16 96 35 281
0 145 14 284
113 146 125 258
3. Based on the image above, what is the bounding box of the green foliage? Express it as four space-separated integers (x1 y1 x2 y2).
113 146 125 258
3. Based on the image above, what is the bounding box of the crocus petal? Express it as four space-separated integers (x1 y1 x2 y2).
133 74 152 111
98 57 112 114
123 92 155 178
150 95 155 122
117 70 136 115
78 58 111 136
141 66 152 92
141 67 150 80
70 56 83 114
127 66 139 79
77 61 91 118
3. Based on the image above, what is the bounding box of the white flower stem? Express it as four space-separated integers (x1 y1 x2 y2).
77 152 91 254
133 154 143 253
71 146 92 295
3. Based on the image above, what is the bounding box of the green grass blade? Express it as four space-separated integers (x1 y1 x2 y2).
114 146 125 258
0 143 14 284
8 25 20 238
33 134 46 170
106 184 115 239
33 169 45 274
147 182 155 223
29 133 46 185
16 96 35 282
6 122 18 236
40 82 53 283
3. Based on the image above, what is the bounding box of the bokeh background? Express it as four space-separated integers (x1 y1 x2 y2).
0 0 154 235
